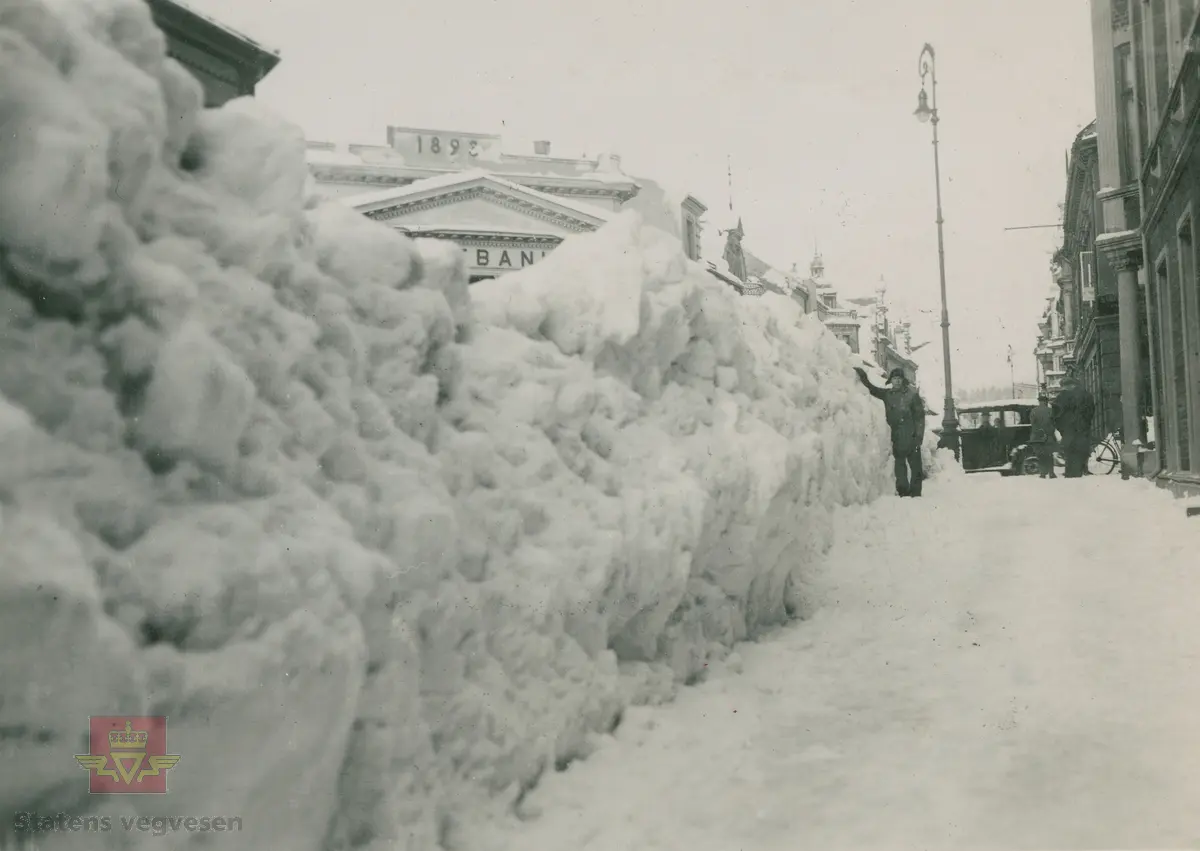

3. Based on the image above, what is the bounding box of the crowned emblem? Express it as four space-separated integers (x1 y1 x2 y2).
75 717 180 794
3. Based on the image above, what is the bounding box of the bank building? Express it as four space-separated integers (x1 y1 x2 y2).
306 127 709 283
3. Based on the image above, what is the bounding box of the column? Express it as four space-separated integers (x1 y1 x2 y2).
1109 247 1146 472
1055 266 1076 338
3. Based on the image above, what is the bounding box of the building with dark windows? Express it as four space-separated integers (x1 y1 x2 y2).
146 0 280 108
1088 0 1200 494
1056 121 1125 441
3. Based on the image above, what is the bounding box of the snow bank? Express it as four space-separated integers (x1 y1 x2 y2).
0 2 893 849
923 434 961 481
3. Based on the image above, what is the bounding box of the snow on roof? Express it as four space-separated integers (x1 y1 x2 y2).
956 398 1037 411
762 267 789 287
1095 228 1139 246
305 144 370 167
155 0 280 58
562 168 635 184
305 142 638 189
339 170 613 222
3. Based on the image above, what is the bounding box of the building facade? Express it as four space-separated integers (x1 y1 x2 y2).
1034 292 1071 393
308 127 711 284
846 282 920 384
1055 121 1126 439
147 0 280 107
1090 0 1200 492
800 253 861 354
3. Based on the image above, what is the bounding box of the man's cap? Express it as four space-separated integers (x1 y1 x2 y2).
1037 392 1049 401
887 367 906 381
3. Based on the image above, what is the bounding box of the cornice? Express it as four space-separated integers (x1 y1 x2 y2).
148 0 280 81
311 167 421 188
310 163 637 201
1096 183 1139 203
165 37 240 87
682 195 708 216
362 185 601 232
522 182 639 203
392 229 562 249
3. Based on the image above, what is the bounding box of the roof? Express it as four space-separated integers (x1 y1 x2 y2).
340 169 614 224
1061 119 1101 257
305 142 639 192
147 0 280 78
956 398 1039 411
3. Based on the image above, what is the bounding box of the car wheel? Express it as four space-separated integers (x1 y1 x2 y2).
1020 455 1040 476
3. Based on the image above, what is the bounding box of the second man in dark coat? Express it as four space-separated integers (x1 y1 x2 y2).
1052 376 1096 478
1029 391 1057 478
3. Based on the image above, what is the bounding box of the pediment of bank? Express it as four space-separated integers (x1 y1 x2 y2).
308 126 668 281
339 170 612 281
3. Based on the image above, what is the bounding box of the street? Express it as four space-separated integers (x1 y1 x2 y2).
483 473 1200 851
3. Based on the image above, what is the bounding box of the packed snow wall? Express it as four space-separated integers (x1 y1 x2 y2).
0 2 907 850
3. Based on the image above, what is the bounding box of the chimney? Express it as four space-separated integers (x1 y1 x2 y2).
596 152 622 172
533 140 551 156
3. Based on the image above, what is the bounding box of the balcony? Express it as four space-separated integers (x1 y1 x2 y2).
1141 10 1200 227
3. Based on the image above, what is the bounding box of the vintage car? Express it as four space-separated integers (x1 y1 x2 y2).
935 399 1060 475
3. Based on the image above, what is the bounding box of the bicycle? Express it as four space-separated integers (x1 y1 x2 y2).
1092 430 1122 475
1024 431 1121 476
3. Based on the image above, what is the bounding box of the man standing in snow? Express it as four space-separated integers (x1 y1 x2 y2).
1052 376 1096 479
977 412 1000 467
854 366 926 497
1029 391 1057 479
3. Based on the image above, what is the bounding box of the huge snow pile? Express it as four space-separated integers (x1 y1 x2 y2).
0 2 911 850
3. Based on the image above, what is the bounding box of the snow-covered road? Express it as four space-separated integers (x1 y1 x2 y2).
487 473 1200 851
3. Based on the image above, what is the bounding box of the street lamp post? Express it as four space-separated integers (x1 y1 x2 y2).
914 43 959 460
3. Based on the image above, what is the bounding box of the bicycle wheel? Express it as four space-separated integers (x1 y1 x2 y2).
1094 439 1120 475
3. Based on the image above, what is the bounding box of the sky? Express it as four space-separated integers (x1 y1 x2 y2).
186 0 1096 395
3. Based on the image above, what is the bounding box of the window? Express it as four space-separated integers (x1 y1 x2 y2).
1132 0 1152 158
1159 247 1193 472
1079 251 1096 304
1137 278 1153 435
1150 0 1171 124
683 215 697 261
1116 43 1139 184
1174 0 1197 76
1180 214 1198 467
792 288 810 314
1151 260 1169 467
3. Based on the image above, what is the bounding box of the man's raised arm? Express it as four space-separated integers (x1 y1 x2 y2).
853 367 887 401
